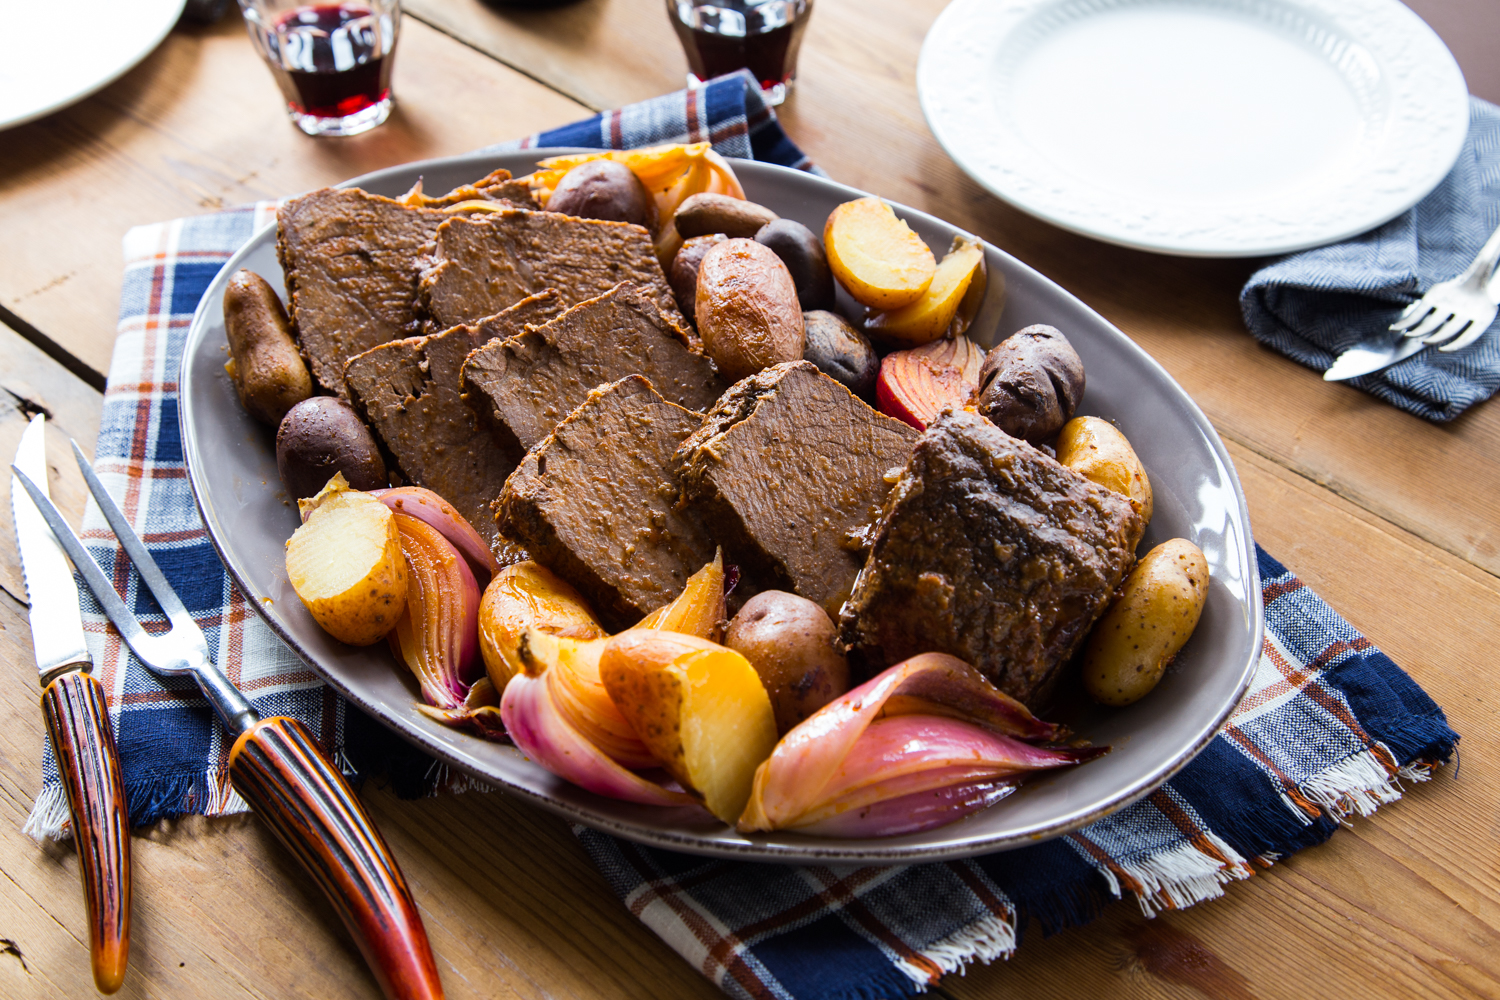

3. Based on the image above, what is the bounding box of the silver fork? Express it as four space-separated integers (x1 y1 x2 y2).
1391 219 1500 353
12 443 445 1000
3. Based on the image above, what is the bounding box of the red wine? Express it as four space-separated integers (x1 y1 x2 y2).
670 0 811 94
269 4 395 120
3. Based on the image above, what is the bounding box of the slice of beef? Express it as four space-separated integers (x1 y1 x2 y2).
343 292 565 553
496 375 715 630
673 361 920 618
277 183 532 396
461 282 724 457
421 211 685 330
839 408 1145 709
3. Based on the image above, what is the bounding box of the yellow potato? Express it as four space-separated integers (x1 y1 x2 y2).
478 561 604 694
1057 416 1154 524
824 197 936 309
600 630 778 822
285 478 407 645
1083 539 1209 706
864 237 985 345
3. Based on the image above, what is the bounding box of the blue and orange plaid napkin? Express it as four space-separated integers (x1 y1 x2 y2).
25 72 1458 1000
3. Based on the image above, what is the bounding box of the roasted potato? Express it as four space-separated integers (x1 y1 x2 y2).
724 591 849 735
864 237 985 345
801 310 879 397
600 630 779 822
824 197 936 309
754 219 835 311
479 561 604 694
276 397 387 500
223 269 313 426
286 476 407 645
545 160 658 233
1057 416 1153 523
675 192 778 239
1083 539 1209 706
695 238 806 381
669 233 728 325
972 324 1085 444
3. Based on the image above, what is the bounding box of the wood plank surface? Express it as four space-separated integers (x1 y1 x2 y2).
1 2 1498 999
0 11 589 383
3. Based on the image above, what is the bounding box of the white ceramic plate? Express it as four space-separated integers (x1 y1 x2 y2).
181 152 1262 862
917 0 1470 257
0 0 187 132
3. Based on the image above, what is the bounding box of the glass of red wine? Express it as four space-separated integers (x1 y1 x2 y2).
237 0 400 137
668 0 813 106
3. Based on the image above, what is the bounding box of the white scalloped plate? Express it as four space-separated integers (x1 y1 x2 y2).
918 0 1469 257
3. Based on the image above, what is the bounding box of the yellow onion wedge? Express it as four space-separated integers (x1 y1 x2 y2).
388 513 483 710
478 561 605 696
519 630 657 769
500 632 697 806
635 549 726 639
738 653 1104 836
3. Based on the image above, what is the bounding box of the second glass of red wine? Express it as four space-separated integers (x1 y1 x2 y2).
237 0 400 137
668 0 813 106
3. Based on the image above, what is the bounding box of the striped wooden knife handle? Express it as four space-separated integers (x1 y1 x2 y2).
228 717 443 1000
40 670 131 994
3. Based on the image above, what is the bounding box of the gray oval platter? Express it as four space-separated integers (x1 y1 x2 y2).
181 151 1261 863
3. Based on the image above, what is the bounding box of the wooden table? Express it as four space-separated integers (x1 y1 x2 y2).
2 3 1498 998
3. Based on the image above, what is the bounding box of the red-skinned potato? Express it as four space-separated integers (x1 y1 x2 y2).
669 233 728 325
695 239 805 380
724 591 849 735
546 160 658 233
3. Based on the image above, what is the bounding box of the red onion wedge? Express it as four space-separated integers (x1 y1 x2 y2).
500 640 698 807
373 487 498 580
739 653 1105 836
416 677 508 740
388 513 483 710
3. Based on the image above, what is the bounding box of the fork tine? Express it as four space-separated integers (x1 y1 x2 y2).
1422 314 1472 347
11 466 158 662
1389 300 1429 332
1402 308 1450 340
69 440 198 638
1438 317 1493 353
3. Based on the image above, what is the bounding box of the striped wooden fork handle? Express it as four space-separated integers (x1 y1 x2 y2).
40 669 131 994
228 717 444 1000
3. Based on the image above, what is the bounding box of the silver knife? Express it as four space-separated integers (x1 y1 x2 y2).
1322 336 1431 381
10 415 131 994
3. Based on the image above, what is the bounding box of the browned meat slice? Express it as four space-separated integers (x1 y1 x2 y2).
421 211 685 330
673 361 919 618
496 375 715 630
343 292 564 553
839 408 1144 709
277 182 534 396
461 282 724 457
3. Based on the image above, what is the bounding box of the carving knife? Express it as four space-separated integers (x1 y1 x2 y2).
9 414 130 993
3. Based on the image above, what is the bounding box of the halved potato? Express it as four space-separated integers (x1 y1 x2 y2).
865 237 985 344
824 197 936 309
286 477 407 645
599 631 778 822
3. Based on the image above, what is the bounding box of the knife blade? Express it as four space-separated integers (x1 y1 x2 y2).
10 415 131 994
1322 336 1431 381
11 415 91 680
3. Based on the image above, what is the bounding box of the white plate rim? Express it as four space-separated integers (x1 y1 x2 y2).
916 0 1471 258
0 0 188 133
180 150 1263 862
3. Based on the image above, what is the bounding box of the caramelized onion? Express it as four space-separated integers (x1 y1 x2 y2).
373 487 498 580
388 513 482 710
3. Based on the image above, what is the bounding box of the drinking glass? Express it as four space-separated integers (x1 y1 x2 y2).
238 0 400 137
667 0 813 106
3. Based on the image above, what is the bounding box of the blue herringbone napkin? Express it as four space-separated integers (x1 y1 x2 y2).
1241 97 1500 422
